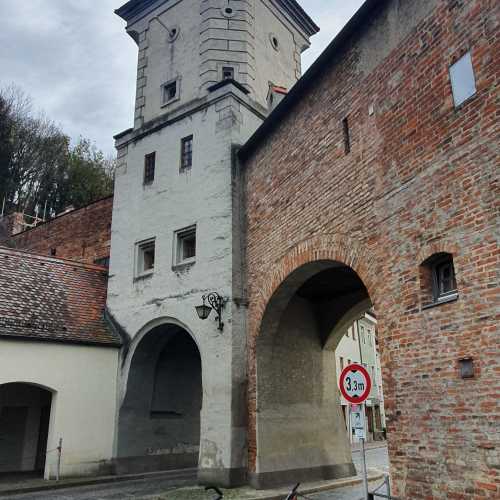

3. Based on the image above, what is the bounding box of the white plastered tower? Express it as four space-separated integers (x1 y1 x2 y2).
108 0 318 486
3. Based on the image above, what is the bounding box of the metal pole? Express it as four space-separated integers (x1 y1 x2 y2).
56 438 62 481
386 474 391 497
361 405 369 500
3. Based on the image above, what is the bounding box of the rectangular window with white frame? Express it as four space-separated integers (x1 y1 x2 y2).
174 225 196 267
136 238 155 277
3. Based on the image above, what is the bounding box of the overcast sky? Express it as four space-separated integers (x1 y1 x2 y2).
0 0 364 156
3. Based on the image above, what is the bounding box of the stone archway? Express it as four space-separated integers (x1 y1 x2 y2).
0 383 54 476
115 322 203 475
247 235 380 489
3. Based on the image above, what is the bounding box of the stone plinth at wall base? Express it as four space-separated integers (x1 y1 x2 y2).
197 467 248 488
112 453 198 475
248 462 356 490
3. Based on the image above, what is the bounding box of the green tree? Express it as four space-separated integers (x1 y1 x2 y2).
0 94 14 212
59 138 115 212
0 85 114 220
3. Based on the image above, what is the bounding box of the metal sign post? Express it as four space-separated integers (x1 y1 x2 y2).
340 364 372 500
360 405 369 500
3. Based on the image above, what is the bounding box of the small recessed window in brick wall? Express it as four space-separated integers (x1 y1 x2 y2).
420 253 458 309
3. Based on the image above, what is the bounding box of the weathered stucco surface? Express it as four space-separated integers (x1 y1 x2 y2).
0 340 119 478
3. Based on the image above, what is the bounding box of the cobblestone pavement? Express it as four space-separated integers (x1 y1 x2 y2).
4 476 194 500
309 446 390 500
10 445 390 500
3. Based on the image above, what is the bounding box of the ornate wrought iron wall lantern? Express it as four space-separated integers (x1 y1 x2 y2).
195 292 226 331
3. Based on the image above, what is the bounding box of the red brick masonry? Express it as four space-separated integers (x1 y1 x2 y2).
8 196 113 265
0 247 120 347
240 0 499 497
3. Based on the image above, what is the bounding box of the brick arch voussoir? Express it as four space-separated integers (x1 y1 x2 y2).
251 233 378 343
416 240 460 266
247 233 378 472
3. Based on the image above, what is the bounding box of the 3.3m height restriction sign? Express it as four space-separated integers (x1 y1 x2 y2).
339 363 372 404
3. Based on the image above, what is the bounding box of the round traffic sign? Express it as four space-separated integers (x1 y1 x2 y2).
339 363 372 404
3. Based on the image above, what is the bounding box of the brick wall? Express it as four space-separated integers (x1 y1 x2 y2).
0 212 24 242
241 0 499 497
8 197 113 266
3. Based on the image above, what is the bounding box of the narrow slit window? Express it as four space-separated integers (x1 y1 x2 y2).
180 135 193 171
342 117 351 154
144 152 156 184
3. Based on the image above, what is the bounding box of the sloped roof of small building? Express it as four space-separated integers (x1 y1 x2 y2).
0 247 121 347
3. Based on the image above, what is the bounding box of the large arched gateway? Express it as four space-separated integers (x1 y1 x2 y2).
116 322 203 474
249 252 378 489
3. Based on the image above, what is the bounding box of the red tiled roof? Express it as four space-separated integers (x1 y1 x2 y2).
0 247 121 347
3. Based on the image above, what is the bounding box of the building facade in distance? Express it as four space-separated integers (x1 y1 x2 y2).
336 314 386 442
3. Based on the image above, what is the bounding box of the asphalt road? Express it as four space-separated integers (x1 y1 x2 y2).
10 446 390 500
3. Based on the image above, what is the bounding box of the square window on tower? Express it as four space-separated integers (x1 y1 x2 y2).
162 79 179 105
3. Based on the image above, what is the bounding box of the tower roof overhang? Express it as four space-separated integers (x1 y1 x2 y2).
115 0 319 36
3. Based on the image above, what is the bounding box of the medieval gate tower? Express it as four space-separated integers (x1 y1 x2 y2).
108 0 318 486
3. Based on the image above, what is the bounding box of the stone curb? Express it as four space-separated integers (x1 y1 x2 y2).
244 471 385 500
0 469 197 497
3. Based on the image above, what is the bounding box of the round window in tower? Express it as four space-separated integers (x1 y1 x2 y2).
269 33 280 51
221 6 236 18
167 25 180 43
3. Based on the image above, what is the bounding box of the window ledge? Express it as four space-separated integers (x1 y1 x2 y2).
453 92 478 112
134 271 154 282
161 96 180 108
422 293 459 310
172 261 195 272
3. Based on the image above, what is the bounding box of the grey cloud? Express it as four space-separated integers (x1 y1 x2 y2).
0 0 363 156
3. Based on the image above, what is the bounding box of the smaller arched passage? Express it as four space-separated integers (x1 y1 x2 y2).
0 383 54 475
116 323 202 474
251 260 372 489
